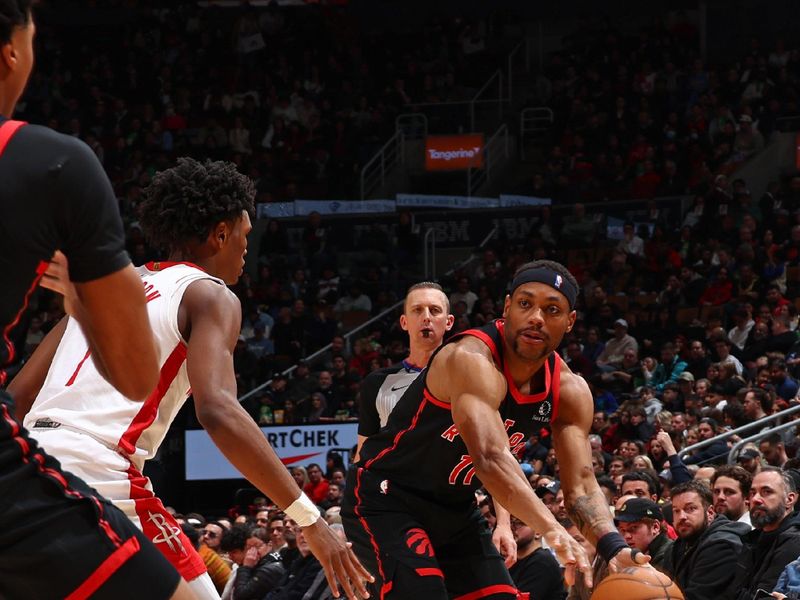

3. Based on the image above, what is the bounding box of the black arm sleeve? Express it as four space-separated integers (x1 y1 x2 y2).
357 371 384 437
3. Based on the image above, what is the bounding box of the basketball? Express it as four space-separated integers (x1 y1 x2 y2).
591 568 684 600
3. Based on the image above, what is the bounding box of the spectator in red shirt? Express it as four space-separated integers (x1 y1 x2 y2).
303 463 330 505
700 267 733 306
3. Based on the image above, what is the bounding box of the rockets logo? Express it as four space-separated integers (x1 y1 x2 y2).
405 528 435 557
148 511 187 555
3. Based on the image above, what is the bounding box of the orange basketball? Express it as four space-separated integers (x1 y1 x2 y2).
591 567 684 600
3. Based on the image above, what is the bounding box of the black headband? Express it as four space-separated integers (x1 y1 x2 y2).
510 267 577 309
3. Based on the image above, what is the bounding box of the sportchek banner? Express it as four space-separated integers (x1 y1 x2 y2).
184 423 358 480
425 134 484 171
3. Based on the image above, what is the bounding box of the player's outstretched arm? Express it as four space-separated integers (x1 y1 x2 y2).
552 368 650 572
436 343 591 586
7 317 67 421
183 280 373 599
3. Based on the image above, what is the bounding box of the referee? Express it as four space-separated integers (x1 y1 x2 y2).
355 282 453 459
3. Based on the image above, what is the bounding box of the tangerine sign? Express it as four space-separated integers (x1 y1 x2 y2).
425 134 484 171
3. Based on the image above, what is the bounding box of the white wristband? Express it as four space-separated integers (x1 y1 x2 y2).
284 492 321 528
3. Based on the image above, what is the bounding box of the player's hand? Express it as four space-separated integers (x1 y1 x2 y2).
543 528 592 588
608 546 651 573
40 251 78 317
243 546 260 568
303 517 374 599
492 523 517 568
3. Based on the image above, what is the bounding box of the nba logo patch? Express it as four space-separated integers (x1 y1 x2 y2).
554 275 563 288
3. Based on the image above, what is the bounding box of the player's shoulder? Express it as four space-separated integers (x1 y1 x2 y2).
184 276 240 311
15 123 98 163
437 333 494 364
556 357 591 398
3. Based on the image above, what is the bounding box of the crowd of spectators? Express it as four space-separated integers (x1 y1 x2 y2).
9 5 800 598
167 458 348 599
525 18 800 204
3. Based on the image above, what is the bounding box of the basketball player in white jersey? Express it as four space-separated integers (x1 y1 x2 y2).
9 157 372 600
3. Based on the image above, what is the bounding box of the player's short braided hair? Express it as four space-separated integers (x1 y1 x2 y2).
139 157 255 252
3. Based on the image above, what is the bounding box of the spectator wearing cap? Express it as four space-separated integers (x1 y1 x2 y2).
729 468 800 600
685 418 729 466
596 319 639 371
737 447 764 476
733 114 765 160
535 480 561 518
676 371 695 403
615 497 674 571
711 465 753 528
651 342 688 393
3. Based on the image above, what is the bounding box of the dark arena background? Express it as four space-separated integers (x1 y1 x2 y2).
6 0 800 597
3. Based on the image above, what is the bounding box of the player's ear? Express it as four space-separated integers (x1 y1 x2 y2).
502 294 511 318
210 221 230 248
566 309 577 332
445 314 455 331
399 314 408 331
0 40 15 72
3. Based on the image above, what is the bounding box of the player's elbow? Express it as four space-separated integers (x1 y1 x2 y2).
194 395 238 432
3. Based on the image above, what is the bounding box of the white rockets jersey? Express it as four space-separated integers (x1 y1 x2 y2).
25 261 225 468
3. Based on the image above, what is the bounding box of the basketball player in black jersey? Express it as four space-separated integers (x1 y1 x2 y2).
0 3 194 598
342 260 649 599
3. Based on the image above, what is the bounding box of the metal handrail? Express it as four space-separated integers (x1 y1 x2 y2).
678 403 800 461
507 40 527 105
238 224 499 405
359 129 404 199
467 123 509 197
728 418 800 465
470 69 503 131
238 299 405 404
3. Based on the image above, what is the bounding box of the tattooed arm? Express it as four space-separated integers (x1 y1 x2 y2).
552 364 650 571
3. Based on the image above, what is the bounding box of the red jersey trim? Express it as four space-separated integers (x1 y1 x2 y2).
145 261 205 272
118 342 187 455
457 326 501 367
415 567 444 578
64 536 141 600
550 355 563 423
353 468 387 585
495 320 553 405
423 388 450 410
0 119 26 154
453 584 519 600
1 259 47 383
364 397 429 470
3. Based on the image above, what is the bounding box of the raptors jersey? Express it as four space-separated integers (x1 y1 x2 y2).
357 320 561 506
25 262 223 469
